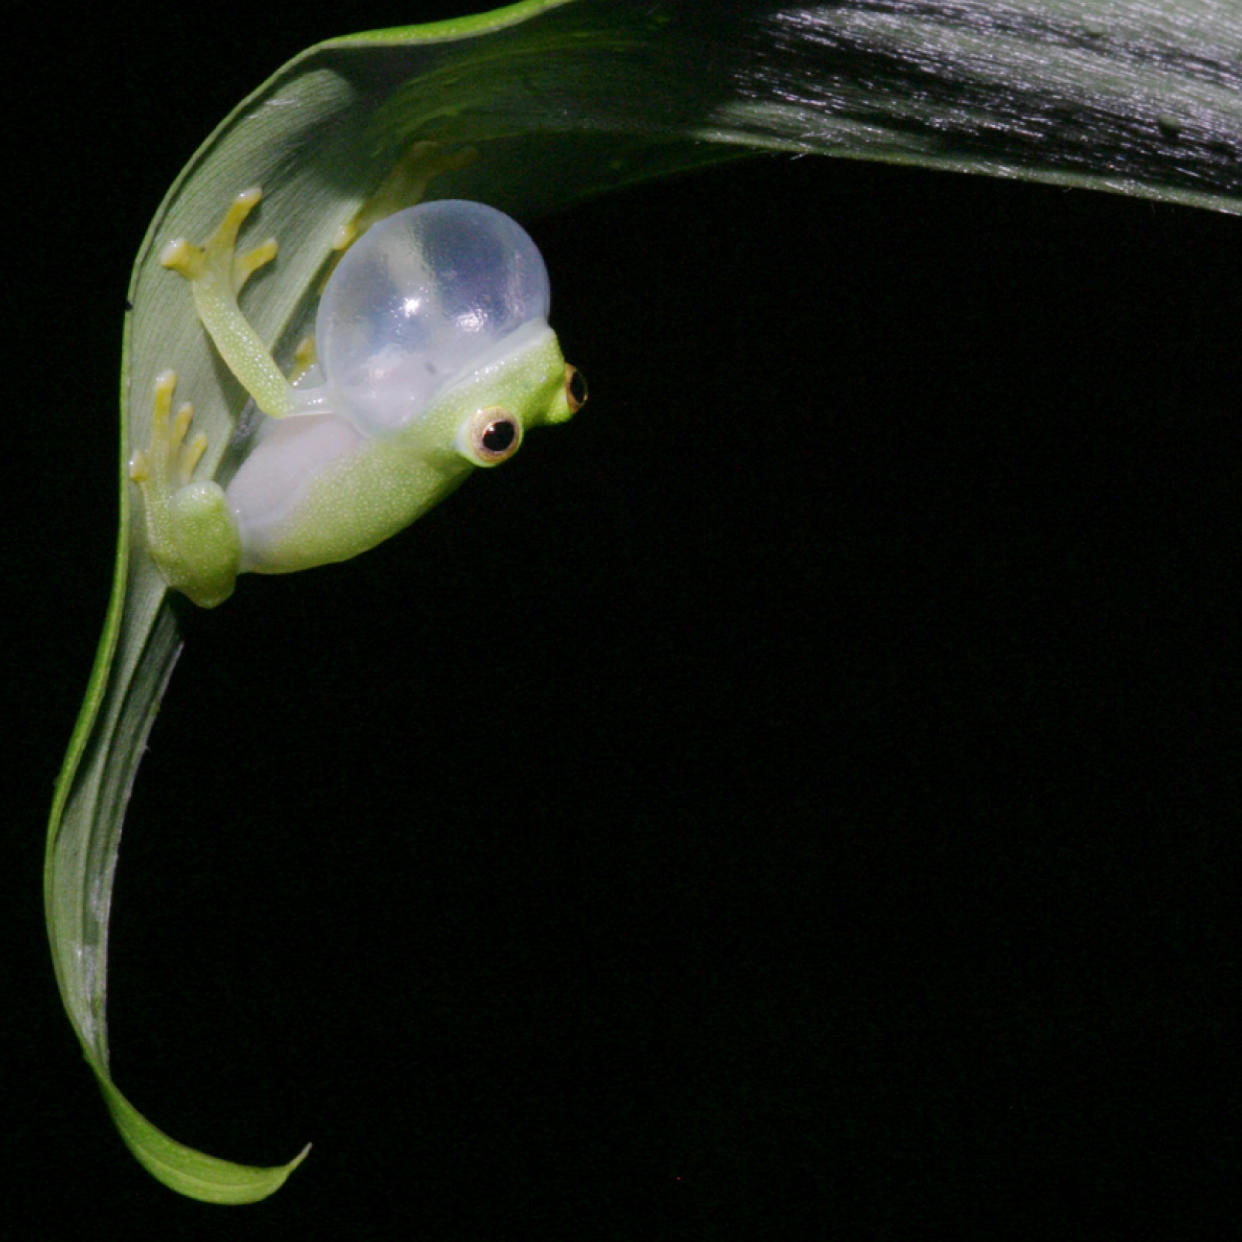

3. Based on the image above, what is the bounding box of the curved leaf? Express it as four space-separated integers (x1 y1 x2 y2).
45 0 1242 1202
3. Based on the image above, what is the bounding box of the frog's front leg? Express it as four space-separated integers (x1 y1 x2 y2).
160 186 294 418
129 371 241 608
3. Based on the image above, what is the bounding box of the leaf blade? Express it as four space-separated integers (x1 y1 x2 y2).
47 0 1242 1202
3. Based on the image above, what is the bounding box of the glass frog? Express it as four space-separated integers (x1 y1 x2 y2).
130 188 586 607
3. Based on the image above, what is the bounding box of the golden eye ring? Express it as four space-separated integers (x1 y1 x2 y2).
460 406 523 465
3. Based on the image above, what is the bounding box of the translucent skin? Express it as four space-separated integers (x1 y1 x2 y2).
232 323 571 573
133 193 580 606
314 200 552 431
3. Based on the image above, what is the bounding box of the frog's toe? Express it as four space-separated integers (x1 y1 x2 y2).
170 406 207 484
159 237 201 279
234 236 278 289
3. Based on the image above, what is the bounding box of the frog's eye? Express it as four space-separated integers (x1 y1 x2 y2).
564 365 588 413
458 406 523 466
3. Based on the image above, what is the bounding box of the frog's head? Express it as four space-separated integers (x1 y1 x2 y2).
441 319 586 469
316 198 586 442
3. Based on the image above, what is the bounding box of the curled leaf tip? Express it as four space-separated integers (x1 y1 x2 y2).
101 1076 310 1204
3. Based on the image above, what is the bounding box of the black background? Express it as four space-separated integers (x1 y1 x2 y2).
8 2 1239 1237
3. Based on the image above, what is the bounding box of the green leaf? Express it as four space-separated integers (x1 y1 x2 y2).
45 0 1242 1203
100 1079 311 1204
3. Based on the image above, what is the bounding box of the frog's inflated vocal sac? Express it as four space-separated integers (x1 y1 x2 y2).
130 188 586 607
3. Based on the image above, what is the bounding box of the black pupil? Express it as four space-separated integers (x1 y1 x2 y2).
482 420 516 453
568 369 588 405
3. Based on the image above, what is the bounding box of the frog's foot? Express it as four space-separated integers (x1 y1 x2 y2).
129 370 207 494
160 186 277 296
129 371 241 608
156 188 293 419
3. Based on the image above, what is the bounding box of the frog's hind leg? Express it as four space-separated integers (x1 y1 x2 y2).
160 187 294 420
